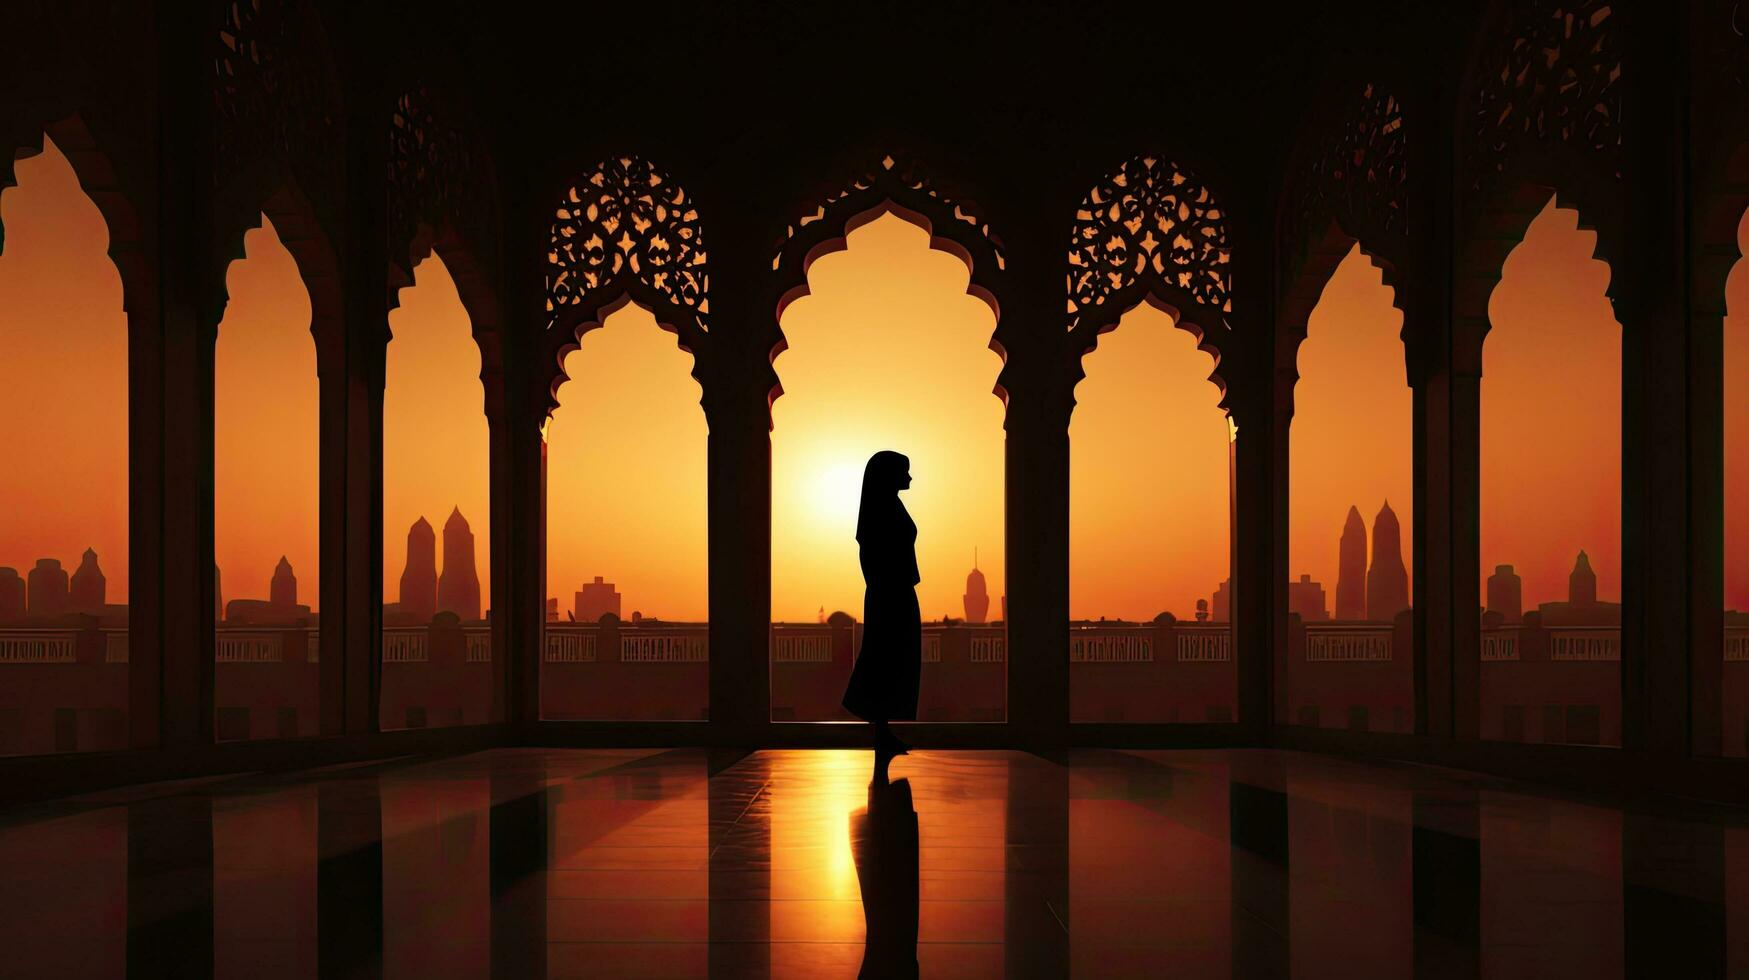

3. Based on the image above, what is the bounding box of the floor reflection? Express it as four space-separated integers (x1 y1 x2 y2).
0 747 1744 978
850 772 920 978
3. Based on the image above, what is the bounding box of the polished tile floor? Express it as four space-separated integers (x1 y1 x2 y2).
1 747 1746 978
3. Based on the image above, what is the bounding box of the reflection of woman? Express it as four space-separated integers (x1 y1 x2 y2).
850 773 920 979
841 451 922 757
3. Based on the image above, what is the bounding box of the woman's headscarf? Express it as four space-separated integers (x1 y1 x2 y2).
856 451 910 545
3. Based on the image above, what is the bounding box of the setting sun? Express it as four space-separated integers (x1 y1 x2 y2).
771 212 1005 623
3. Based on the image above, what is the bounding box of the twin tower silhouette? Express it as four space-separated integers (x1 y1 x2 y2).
1336 501 1407 622
393 508 481 623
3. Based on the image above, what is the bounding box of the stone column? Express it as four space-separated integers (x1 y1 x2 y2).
497 178 546 730
150 2 217 747
334 57 389 735
1402 65 1460 739
1618 0 1694 754
702 226 776 743
993 242 1071 746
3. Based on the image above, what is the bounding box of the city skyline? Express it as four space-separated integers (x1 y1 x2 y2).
0 124 1720 641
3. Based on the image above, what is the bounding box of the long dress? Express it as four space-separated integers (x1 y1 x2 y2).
841 500 922 722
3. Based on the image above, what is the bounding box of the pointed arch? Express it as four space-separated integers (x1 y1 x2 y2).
1066 154 1235 409
537 155 709 421
1453 0 1624 371
768 151 1009 417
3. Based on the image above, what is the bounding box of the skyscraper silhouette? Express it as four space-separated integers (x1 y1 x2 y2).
1366 501 1409 621
70 547 105 613
1335 506 1368 620
271 556 297 607
439 507 481 621
399 516 438 623
0 567 24 621
574 575 621 622
1487 564 1522 622
1569 550 1597 606
963 552 989 624
28 558 69 616
1289 574 1329 621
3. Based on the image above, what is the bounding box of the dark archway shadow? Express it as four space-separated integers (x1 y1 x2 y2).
849 771 920 979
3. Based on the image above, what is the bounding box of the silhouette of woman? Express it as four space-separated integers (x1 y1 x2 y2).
841 450 921 757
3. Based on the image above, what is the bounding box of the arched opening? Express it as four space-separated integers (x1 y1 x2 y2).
542 302 709 721
214 215 320 742
770 211 1005 723
1286 243 1412 733
1479 195 1621 747
1722 207 1749 757
0 134 130 756
381 251 491 730
1069 302 1235 723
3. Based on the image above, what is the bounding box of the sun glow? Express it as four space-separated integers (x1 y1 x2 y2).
771 213 1005 623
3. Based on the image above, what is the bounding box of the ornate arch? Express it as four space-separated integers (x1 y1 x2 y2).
1462 0 1622 205
538 155 710 420
1066 154 1235 405
1454 0 1624 370
209 0 346 341
1 117 149 310
1277 82 1410 395
386 86 501 310
1692 1 1749 326
385 85 504 414
766 151 1008 415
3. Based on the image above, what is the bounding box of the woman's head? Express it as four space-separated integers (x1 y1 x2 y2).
856 451 911 542
862 451 911 494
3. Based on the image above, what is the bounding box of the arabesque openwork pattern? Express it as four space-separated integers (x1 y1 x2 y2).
1293 83 1408 250
775 154 1005 271
212 0 344 208
1068 156 1231 327
547 156 708 327
387 87 499 280
1464 0 1621 194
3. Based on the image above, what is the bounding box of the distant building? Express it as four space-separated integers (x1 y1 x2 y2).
1289 574 1328 621
1534 550 1620 627
575 575 621 622
1366 501 1409 621
438 507 481 622
1212 579 1231 622
28 558 69 616
1486 564 1522 623
0 567 23 621
1569 549 1597 606
270 556 298 607
1336 506 1368 620
225 598 313 626
545 597 559 622
70 548 106 613
963 555 990 624
399 517 438 623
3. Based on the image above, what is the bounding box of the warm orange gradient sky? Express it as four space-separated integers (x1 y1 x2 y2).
1726 209 1749 614
0 138 129 600
1482 197 1621 607
1291 245 1412 600
7 132 1745 625
772 213 1005 623
1070 304 1231 621
546 303 709 621
386 253 490 609
215 218 320 611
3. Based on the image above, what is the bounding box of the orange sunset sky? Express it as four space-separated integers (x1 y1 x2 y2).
3 136 1746 625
